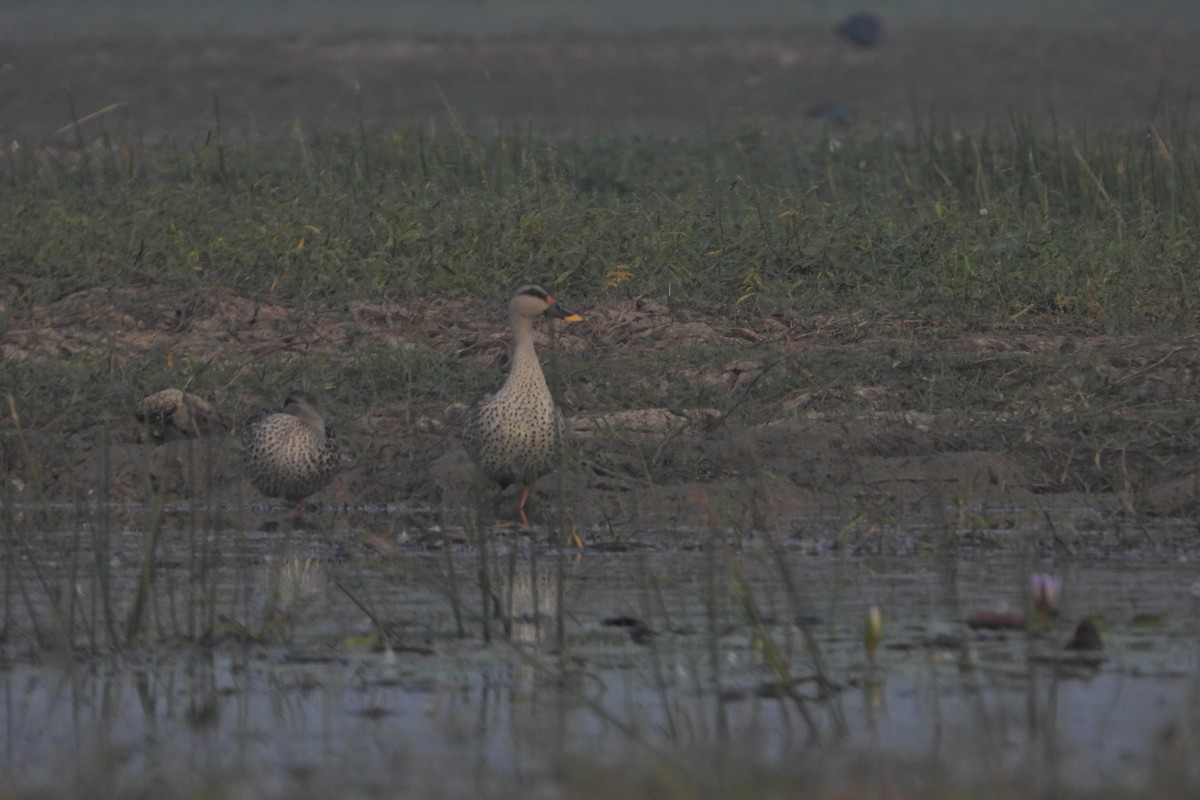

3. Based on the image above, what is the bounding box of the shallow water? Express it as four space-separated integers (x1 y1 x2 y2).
2 507 1199 798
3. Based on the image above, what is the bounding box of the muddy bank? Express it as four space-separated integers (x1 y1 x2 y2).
4 287 1198 533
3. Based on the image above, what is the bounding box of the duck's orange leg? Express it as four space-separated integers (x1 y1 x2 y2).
517 485 531 525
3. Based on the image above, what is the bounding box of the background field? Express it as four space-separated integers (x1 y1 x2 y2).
3 0 1200 140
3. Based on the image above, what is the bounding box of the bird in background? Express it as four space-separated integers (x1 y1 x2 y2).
240 390 340 517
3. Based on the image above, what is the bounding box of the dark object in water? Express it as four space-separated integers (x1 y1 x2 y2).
966 610 1026 630
1065 618 1104 651
602 615 655 644
836 13 883 47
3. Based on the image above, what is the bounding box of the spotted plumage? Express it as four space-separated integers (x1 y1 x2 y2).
462 285 582 524
240 390 340 515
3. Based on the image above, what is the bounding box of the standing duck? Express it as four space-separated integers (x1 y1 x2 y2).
462 285 583 524
240 390 340 516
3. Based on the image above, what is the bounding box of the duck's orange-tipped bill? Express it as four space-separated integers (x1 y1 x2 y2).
546 301 582 323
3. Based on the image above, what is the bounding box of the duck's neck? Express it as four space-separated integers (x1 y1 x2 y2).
503 316 549 393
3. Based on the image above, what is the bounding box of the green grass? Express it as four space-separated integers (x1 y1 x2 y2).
3 119 1199 325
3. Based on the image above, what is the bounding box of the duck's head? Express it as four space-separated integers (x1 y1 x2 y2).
510 285 583 325
282 390 326 432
